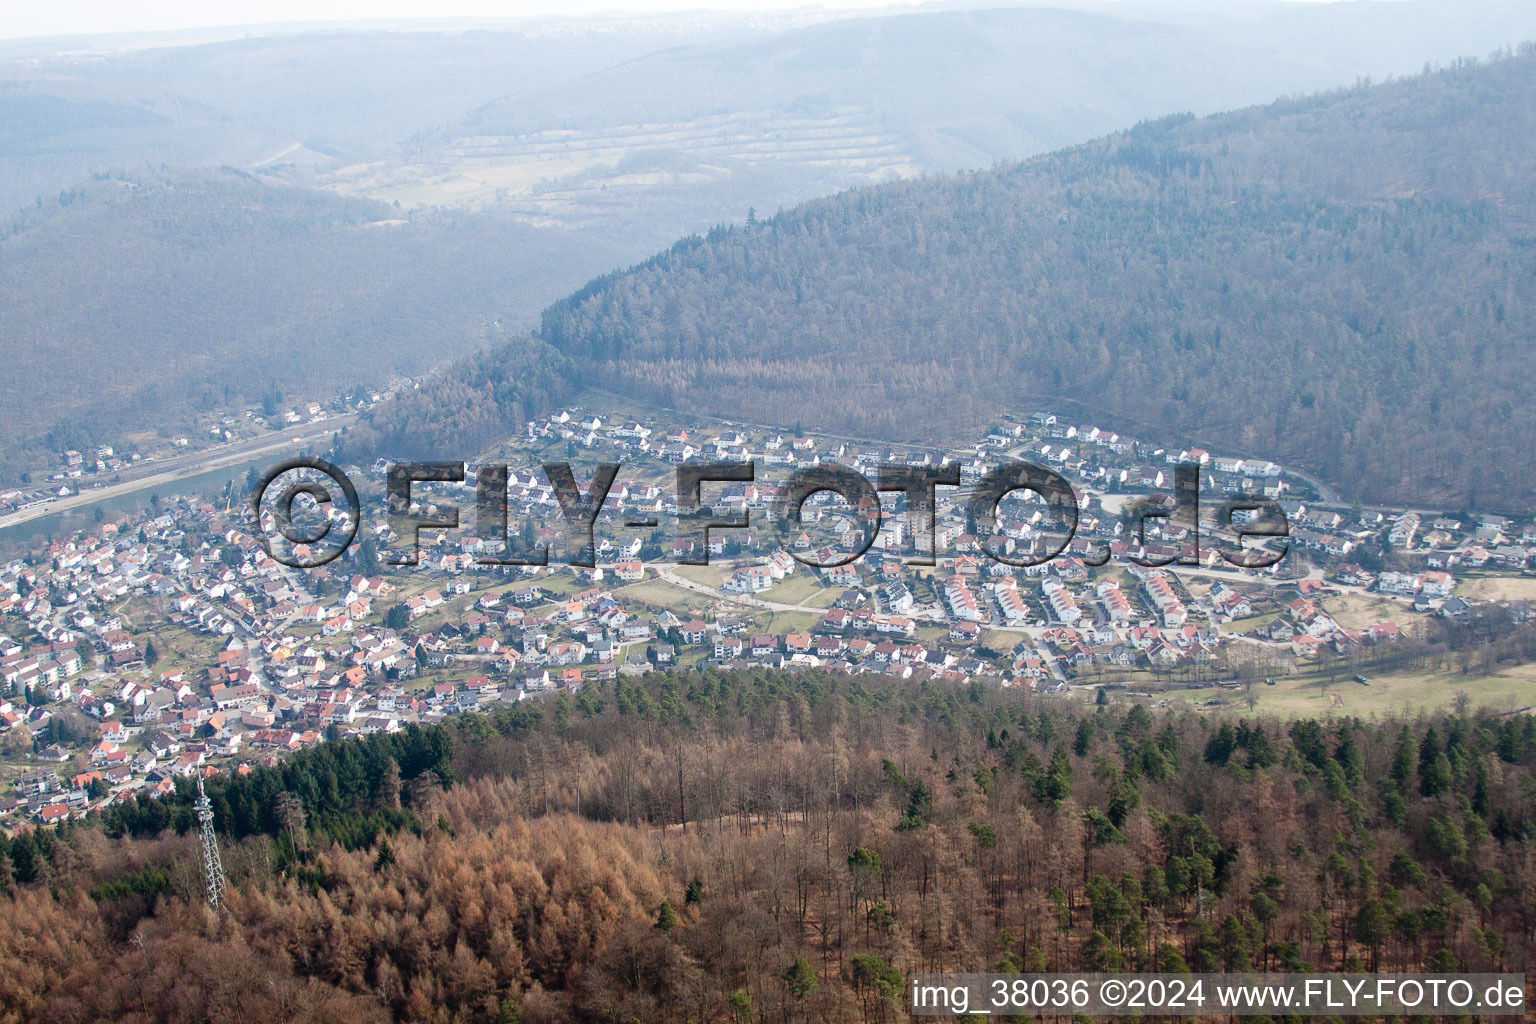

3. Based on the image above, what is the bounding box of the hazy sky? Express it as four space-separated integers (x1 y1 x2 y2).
3 0 923 41
3 0 1346 43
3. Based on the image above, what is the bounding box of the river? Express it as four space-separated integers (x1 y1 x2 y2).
0 456 274 551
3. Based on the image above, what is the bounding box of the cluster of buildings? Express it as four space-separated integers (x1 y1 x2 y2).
1 405 1529 830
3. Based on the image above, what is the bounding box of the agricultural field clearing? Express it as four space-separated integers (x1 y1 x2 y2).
750 610 822 636
1161 663 1536 717
1457 574 1536 602
762 573 830 606
614 578 714 617
799 585 844 608
1326 592 1413 629
1219 612 1281 634
671 564 726 589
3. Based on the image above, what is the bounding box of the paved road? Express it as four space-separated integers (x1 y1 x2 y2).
0 414 356 531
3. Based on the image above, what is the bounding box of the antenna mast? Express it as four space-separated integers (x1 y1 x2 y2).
195 774 227 911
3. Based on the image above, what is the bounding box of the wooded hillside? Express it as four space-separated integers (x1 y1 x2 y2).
520 50 1536 510
3 669 1533 1023
0 170 625 475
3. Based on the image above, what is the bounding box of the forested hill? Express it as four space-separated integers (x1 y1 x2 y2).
525 50 1536 511
4 668 1536 1022
0 171 632 474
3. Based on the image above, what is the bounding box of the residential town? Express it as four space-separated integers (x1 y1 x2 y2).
3 404 1534 831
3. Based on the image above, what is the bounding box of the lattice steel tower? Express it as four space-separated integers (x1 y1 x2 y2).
195 774 227 911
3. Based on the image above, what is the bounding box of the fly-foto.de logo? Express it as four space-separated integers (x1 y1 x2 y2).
248 458 1289 571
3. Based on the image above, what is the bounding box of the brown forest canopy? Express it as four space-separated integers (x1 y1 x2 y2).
4 667 1536 1023
509 49 1536 511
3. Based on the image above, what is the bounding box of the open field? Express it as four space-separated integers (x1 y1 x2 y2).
981 629 1018 652
327 111 920 221
762 573 828 606
672 564 726 589
1457 574 1536 602
533 573 587 597
800 585 844 609
1325 592 1409 629
137 623 225 679
1219 612 1280 634
1159 663 1536 717
615 578 714 616
912 625 949 646
751 610 822 635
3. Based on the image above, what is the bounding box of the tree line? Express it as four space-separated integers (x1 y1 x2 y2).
1 667 1534 1022
505 49 1536 510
